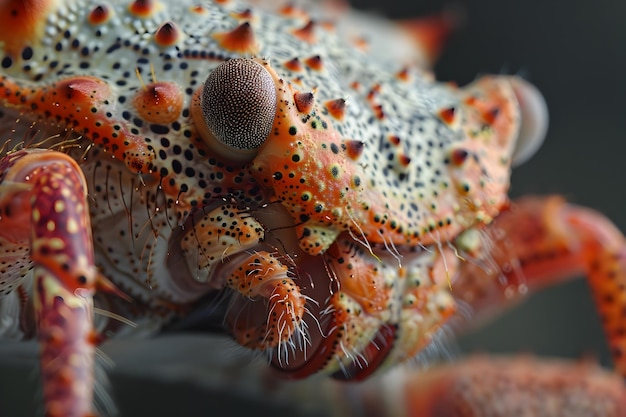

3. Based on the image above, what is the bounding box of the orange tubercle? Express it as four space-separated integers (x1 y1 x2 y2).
367 83 382 101
279 4 309 20
319 20 336 32
372 104 385 120
128 0 162 18
189 5 207 14
213 22 259 54
438 106 456 124
304 55 323 71
324 98 346 120
396 66 411 82
231 8 254 21
87 4 112 25
450 148 469 166
0 0 57 57
398 10 459 65
398 154 411 167
154 21 182 47
345 139 364 160
482 107 500 125
352 36 369 51
284 57 304 72
292 20 317 44
293 91 315 113
132 81 184 124
388 135 401 146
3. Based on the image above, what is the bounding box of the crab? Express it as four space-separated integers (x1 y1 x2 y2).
0 0 625 416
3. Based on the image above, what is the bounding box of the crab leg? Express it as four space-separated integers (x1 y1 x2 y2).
0 149 97 417
374 356 626 417
453 195 626 375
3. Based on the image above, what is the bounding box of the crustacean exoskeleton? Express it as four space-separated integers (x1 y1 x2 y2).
0 0 625 416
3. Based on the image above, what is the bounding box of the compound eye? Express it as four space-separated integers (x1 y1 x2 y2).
193 58 277 162
509 77 548 167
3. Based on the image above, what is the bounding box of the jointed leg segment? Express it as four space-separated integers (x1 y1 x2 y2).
0 149 98 417
454 196 626 375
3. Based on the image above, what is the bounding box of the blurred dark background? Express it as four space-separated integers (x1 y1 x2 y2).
2 0 626 415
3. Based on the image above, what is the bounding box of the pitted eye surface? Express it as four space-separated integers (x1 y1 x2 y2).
197 58 277 161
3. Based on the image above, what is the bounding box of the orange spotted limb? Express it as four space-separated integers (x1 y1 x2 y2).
0 149 98 417
0 75 155 173
178 203 305 350
399 356 626 417
452 195 626 376
225 251 305 350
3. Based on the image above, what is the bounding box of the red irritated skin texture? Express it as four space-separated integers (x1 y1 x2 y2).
0 0 625 416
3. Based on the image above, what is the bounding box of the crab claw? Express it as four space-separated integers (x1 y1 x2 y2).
0 149 98 417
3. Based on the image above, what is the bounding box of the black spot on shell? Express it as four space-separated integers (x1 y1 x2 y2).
172 159 182 174
150 124 170 135
21 47 33 60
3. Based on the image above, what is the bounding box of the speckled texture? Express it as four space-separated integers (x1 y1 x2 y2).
0 0 523 352
0 3 620 414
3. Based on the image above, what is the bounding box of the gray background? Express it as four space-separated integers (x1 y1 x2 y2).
1 0 626 415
